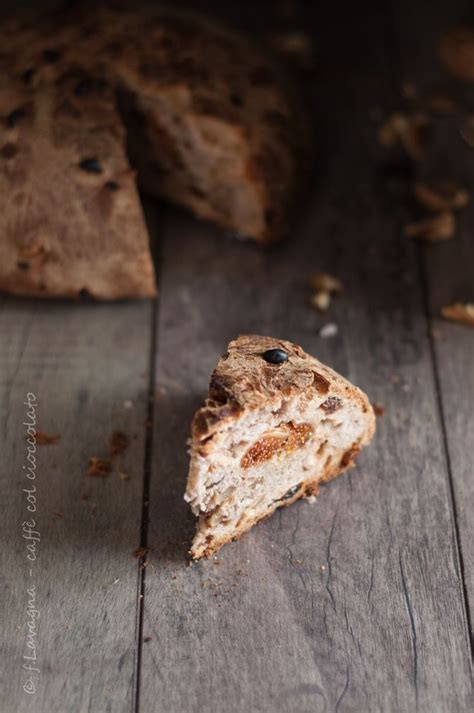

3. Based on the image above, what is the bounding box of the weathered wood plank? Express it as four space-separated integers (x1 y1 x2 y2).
140 4 472 711
391 0 474 642
0 295 153 712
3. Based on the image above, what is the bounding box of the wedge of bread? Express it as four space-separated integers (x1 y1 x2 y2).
185 335 376 559
0 4 310 298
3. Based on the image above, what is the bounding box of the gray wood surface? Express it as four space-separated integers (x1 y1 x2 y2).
393 0 474 641
139 4 473 711
0 295 153 712
1 1 473 712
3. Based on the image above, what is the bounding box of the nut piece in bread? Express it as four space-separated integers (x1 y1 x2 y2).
185 335 376 559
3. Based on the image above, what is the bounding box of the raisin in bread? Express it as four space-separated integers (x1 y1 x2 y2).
185 335 376 559
0 3 310 299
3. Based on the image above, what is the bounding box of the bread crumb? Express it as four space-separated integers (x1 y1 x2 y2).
86 457 112 477
378 112 430 160
405 212 455 241
33 431 61 445
144 636 152 643
319 323 339 338
118 471 130 481
320 564 327 572
372 403 385 416
310 272 343 294
441 302 474 326
310 291 331 311
414 182 469 212
109 430 130 455
309 273 342 312
123 400 133 409
53 511 64 518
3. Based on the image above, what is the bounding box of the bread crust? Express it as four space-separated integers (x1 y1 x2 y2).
187 335 376 559
0 4 311 298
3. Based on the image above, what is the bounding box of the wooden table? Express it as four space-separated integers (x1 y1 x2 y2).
2 1 473 711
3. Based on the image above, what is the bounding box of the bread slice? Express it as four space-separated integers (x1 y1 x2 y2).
0 4 310 298
185 335 376 559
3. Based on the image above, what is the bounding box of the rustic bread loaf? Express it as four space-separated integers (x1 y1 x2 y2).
185 335 376 559
0 3 310 298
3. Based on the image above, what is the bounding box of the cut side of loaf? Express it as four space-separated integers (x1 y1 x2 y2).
185 335 376 559
0 4 310 298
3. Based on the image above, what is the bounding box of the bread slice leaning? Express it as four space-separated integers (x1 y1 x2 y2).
185 335 376 559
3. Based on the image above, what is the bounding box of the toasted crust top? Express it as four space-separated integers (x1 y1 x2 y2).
191 335 374 444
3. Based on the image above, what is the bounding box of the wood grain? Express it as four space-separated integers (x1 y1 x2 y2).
139 4 472 711
391 0 474 643
0 294 153 712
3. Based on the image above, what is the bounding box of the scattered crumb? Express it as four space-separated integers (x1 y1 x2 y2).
378 112 430 160
460 116 474 148
112 578 120 585
118 471 130 481
320 564 327 572
306 494 317 504
53 511 64 518
441 302 474 326
123 400 133 410
33 431 61 445
144 636 152 643
213 560 221 566
133 547 149 559
109 430 130 456
309 273 342 312
310 291 331 312
372 403 385 417
405 211 455 242
319 323 339 338
86 457 112 478
414 182 469 212
310 272 343 294
390 373 401 384
295 558 303 564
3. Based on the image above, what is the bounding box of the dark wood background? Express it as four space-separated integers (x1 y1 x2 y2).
1 0 473 711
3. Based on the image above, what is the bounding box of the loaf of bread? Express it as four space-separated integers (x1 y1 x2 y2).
185 335 376 558
0 3 310 298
